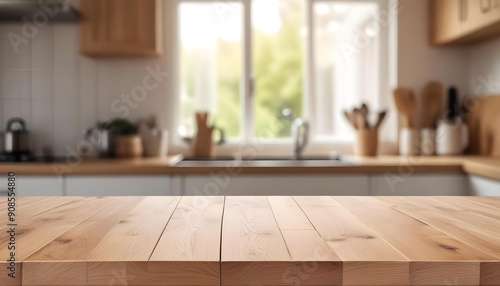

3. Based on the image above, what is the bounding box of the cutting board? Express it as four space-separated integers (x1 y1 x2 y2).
466 95 500 156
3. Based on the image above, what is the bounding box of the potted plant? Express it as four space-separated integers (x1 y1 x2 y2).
98 118 143 158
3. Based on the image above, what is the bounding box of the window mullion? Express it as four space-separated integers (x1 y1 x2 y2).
305 0 315 138
242 0 254 141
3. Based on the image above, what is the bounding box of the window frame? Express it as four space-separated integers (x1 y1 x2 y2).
174 0 397 150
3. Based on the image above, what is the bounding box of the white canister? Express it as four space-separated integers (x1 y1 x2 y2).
436 120 469 156
420 128 436 156
399 128 419 156
143 130 169 158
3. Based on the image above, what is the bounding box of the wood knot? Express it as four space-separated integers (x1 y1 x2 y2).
354 234 375 239
438 244 458 251
57 239 73 244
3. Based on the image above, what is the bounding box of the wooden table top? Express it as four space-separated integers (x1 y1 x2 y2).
1 196 499 286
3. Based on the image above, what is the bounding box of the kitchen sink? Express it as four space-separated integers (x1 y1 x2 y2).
173 154 357 167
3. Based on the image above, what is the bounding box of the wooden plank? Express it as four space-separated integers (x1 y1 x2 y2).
148 196 224 285
0 197 79 227
334 197 494 285
85 196 182 285
463 196 500 210
481 262 500 286
23 197 146 285
221 196 291 285
0 197 117 286
23 197 144 285
268 196 314 230
294 196 409 286
25 197 144 261
281 230 342 286
0 197 116 261
376 197 500 259
88 196 180 262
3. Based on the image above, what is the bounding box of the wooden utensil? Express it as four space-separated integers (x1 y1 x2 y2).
344 110 355 128
422 81 444 128
352 109 366 130
360 103 370 128
393 87 417 128
374 111 387 130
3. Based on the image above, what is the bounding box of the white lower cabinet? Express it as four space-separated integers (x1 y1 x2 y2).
370 173 469 196
0 176 64 196
468 175 500 196
65 176 179 196
183 174 370 196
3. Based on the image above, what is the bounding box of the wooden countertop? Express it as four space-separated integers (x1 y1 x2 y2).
1 196 499 286
1 155 499 180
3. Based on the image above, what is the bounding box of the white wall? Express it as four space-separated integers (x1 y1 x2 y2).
397 0 470 126
468 37 500 96
0 1 179 157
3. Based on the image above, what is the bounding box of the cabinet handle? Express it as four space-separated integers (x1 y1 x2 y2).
481 0 492 12
459 0 468 22
459 0 463 22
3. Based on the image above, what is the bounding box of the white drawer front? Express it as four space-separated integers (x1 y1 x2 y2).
371 174 468 196
469 175 500 196
0 176 64 196
183 174 370 196
66 176 175 196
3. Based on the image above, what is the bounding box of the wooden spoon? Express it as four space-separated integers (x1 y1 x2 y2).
393 87 417 128
374 111 387 130
421 81 444 128
352 109 366 130
343 110 355 128
360 103 370 128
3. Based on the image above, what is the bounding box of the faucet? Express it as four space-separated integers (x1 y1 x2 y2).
281 109 309 159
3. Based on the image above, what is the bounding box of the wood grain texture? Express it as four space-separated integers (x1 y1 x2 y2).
293 196 406 261
268 196 314 230
377 197 500 260
1 196 500 286
0 197 115 261
281 230 342 286
333 197 493 260
26 197 144 261
80 0 162 57
221 196 291 285
88 196 180 262
149 196 224 285
0 196 79 227
335 196 494 285
294 196 409 285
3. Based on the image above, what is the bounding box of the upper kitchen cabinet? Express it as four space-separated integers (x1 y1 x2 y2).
80 0 162 57
431 0 464 45
431 0 500 45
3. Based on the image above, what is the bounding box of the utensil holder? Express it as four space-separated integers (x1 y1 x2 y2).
420 128 436 156
399 128 419 156
144 130 169 158
436 120 469 156
355 129 378 157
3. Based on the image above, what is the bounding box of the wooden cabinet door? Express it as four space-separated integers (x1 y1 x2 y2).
463 0 500 34
431 0 464 45
80 0 162 57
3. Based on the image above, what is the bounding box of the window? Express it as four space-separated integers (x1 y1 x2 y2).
178 0 391 142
